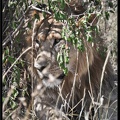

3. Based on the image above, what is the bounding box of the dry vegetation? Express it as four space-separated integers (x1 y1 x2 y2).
2 0 117 120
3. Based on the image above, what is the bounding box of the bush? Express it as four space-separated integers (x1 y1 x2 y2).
2 0 117 119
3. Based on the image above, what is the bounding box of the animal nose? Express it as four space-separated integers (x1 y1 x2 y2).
34 61 48 72
38 65 46 71
34 56 48 72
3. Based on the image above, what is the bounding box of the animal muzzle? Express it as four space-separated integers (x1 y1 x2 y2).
34 52 65 87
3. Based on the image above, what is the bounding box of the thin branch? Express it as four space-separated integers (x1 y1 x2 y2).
2 5 32 46
78 89 86 120
85 42 93 101
2 85 15 113
31 18 37 114
31 5 52 15
2 5 52 47
67 49 79 114
99 50 110 97
3 47 32 80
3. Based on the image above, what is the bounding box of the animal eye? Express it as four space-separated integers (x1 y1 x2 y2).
35 39 40 49
36 39 40 44
53 39 61 46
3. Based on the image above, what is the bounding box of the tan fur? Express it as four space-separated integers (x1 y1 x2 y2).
23 9 117 120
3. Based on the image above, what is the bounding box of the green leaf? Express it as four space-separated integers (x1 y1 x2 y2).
67 37 72 42
60 63 64 69
109 10 114 13
65 56 69 64
105 11 110 20
16 67 20 77
77 44 84 51
5 47 9 55
57 53 60 61
20 60 25 67
2 78 6 85
59 13 67 20
87 34 93 42
27 22 32 29
108 2 114 8
43 12 47 18
8 56 15 63
12 22 17 30
2 97 5 102
13 89 19 99
91 25 99 34
63 68 68 75
19 1 23 7
10 100 17 109
94 0 101 6
60 0 65 10
55 11 67 21
55 12 59 21
34 14 40 20
2 55 7 63
59 54 63 62
89 7 94 13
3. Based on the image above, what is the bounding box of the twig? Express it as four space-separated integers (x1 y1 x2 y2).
78 89 86 120
105 85 117 119
31 5 52 15
3 47 32 80
2 85 15 113
5 109 17 120
67 49 79 114
85 42 93 100
2 18 24 47
2 5 52 47
31 19 37 115
2 5 32 47
99 50 110 97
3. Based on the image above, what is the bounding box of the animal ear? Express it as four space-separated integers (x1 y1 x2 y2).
76 14 98 27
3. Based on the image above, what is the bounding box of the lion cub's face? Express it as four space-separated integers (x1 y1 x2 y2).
34 17 67 87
